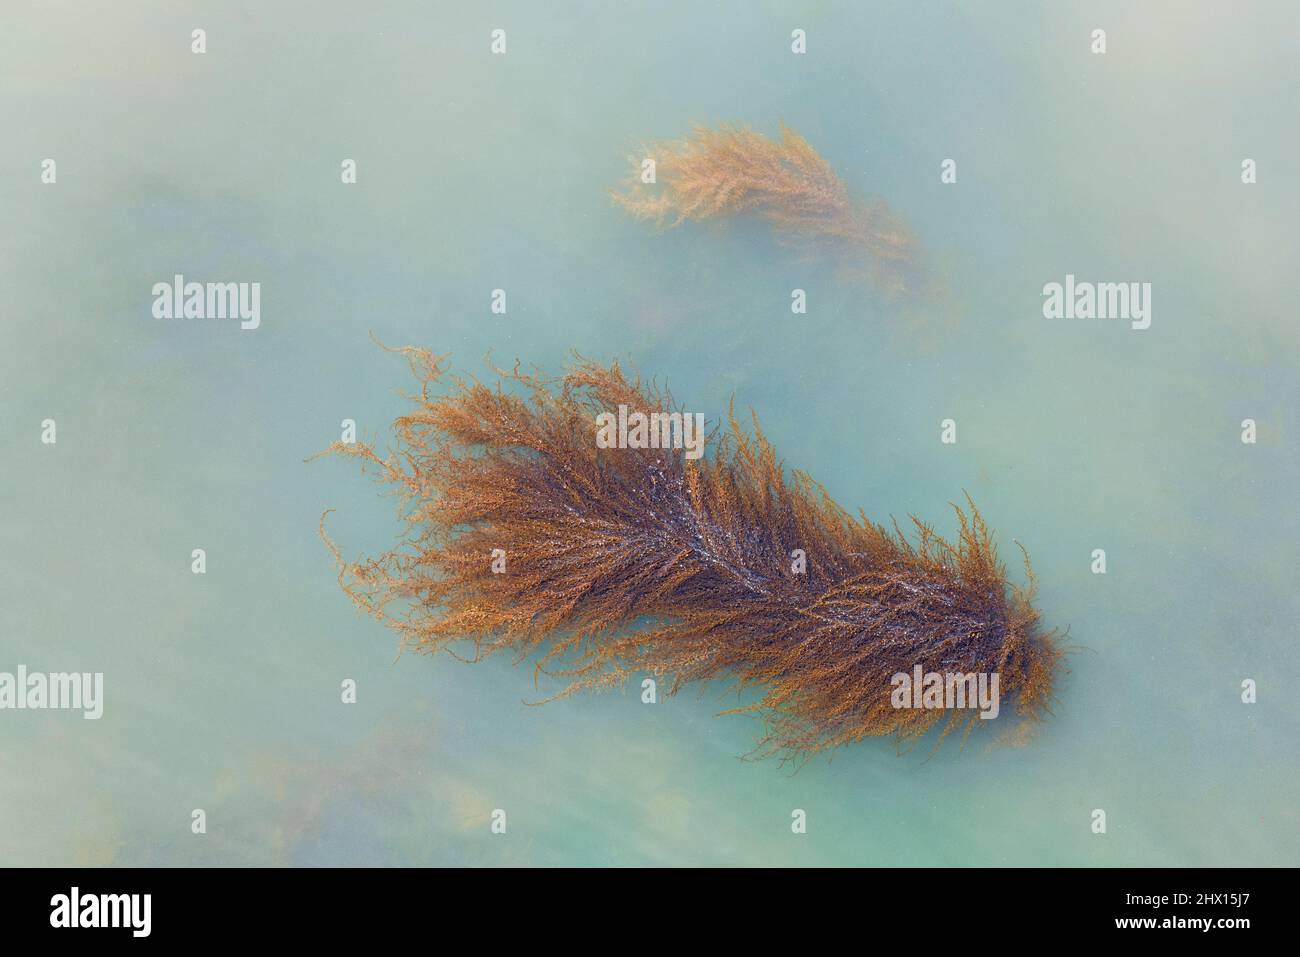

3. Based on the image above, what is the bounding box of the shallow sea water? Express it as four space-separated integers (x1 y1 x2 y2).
1 1 1297 865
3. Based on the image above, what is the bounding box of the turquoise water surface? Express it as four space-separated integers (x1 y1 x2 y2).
2 1 1297 866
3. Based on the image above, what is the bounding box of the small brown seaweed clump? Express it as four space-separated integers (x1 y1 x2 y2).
323 348 1061 762
612 122 925 295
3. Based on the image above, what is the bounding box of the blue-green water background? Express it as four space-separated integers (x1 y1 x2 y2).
2 0 1297 866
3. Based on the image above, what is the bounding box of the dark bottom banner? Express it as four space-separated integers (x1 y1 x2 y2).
0 866 1284 943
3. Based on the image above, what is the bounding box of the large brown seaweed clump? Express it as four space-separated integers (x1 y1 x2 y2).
612 122 926 296
323 348 1061 761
